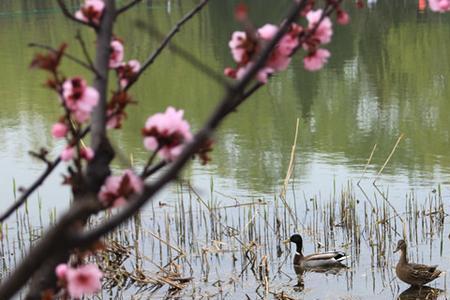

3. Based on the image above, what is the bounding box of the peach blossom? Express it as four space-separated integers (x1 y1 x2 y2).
61 147 75 162
75 0 105 25
109 40 124 69
304 48 330 71
118 59 141 87
55 263 68 279
66 264 102 299
337 10 350 25
98 170 143 207
51 122 68 138
142 107 193 161
306 9 333 44
228 31 250 63
429 0 450 12
81 147 94 161
62 77 99 123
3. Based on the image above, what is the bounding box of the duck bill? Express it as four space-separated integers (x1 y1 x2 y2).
393 246 400 253
282 238 290 244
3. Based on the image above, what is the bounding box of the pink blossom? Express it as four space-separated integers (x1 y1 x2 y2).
257 24 278 40
75 0 105 25
224 67 237 79
228 31 252 63
56 264 68 280
81 147 94 161
429 0 450 12
98 170 143 207
304 48 331 71
118 60 141 87
62 77 99 123
109 40 124 69
306 9 333 45
278 24 302 56
106 110 123 129
51 122 68 138
142 107 193 161
61 147 75 162
66 264 103 299
226 24 300 83
257 24 295 72
337 10 350 25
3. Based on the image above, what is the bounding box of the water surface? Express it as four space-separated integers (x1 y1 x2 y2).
1 0 450 299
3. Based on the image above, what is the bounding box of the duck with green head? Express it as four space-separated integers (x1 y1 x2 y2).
289 234 349 269
394 240 442 286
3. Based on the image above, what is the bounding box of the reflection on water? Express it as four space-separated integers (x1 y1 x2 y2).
398 286 444 300
0 0 450 299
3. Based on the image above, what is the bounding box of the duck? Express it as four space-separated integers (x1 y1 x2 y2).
288 234 349 269
394 240 442 286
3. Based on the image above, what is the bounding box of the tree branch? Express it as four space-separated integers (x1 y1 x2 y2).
86 0 116 193
131 22 227 88
125 0 211 91
28 43 100 76
0 158 61 223
56 0 97 29
75 31 100 77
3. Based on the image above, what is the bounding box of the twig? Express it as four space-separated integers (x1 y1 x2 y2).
142 161 167 179
126 0 212 91
56 0 97 29
0 125 90 223
75 30 100 77
28 43 99 76
141 147 161 178
0 157 61 223
132 22 227 88
116 0 143 16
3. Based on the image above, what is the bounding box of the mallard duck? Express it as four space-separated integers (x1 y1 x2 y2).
394 240 442 286
288 234 349 269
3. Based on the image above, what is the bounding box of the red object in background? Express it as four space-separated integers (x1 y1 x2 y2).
418 0 427 11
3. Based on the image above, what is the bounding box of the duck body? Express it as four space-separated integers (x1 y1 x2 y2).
290 234 348 269
395 240 442 286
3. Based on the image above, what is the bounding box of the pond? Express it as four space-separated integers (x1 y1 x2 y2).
0 0 450 299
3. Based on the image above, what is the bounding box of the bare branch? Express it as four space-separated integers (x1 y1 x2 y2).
28 43 100 76
116 0 143 16
142 161 166 179
86 0 116 193
0 124 90 224
75 30 100 77
125 0 211 91
0 158 61 223
131 22 228 88
56 0 97 29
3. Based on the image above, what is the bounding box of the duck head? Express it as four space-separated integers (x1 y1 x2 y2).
290 234 303 252
394 239 407 253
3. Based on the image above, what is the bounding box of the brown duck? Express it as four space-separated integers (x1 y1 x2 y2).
394 240 442 286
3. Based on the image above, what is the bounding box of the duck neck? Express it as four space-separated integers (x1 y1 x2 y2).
295 243 304 258
399 248 408 265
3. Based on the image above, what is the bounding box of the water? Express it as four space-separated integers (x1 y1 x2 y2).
1 0 450 299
